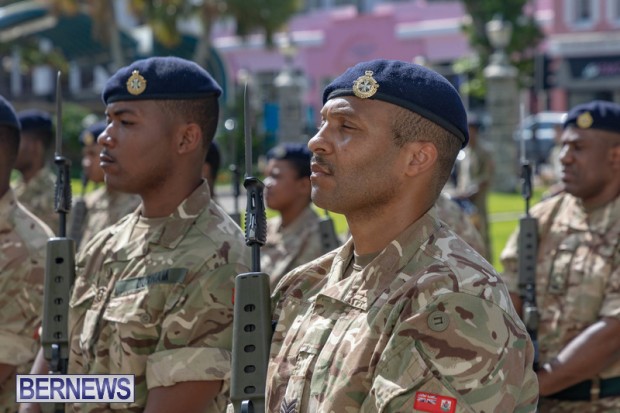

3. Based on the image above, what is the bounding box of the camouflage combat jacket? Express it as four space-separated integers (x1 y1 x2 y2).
435 193 487 257
261 206 325 288
501 193 620 411
0 189 53 413
67 180 250 413
268 207 539 413
70 186 141 252
12 167 58 234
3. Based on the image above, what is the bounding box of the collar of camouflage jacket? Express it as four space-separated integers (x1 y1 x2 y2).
559 193 620 235
104 180 212 262
318 208 442 311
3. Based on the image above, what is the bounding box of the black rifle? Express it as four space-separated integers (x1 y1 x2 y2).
230 82 271 413
517 104 540 371
41 72 76 413
318 209 340 254
68 172 89 249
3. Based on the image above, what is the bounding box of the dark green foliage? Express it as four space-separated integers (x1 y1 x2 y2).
457 0 544 98
226 0 302 47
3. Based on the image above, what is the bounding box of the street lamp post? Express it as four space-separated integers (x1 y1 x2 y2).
483 15 519 192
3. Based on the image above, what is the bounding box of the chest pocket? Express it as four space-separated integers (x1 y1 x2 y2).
103 268 188 327
547 235 580 295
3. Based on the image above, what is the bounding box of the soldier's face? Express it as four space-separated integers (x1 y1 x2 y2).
308 97 407 215
263 159 309 212
13 134 36 171
559 126 620 208
82 144 105 183
101 100 177 195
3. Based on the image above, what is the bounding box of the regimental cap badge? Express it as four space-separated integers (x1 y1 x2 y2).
353 70 379 99
576 111 593 129
126 70 147 96
82 131 95 146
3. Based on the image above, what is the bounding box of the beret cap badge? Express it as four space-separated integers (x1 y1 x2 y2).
126 70 147 96
576 112 593 129
353 70 379 99
82 131 95 146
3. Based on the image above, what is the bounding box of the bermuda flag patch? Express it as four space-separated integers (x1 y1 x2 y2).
413 392 457 413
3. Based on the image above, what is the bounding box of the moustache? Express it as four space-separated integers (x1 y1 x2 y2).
311 155 334 174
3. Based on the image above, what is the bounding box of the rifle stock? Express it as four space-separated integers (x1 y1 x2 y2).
230 82 272 413
41 72 76 413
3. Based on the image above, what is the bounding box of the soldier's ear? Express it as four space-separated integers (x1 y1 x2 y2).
403 141 438 177
176 123 202 154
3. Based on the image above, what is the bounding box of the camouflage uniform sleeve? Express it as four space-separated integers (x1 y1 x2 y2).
600 265 620 319
363 293 538 413
499 226 520 294
0 253 44 366
145 262 238 389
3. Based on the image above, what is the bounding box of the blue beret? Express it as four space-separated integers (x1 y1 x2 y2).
17 109 52 132
79 120 107 146
102 56 222 104
323 59 468 147
267 143 312 162
564 100 620 134
0 95 20 130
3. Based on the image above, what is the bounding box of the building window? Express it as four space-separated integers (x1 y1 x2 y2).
575 0 592 21
608 0 620 26
565 0 599 29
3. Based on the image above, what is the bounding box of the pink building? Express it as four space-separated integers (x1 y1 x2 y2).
213 0 620 124
545 0 620 110
213 0 472 128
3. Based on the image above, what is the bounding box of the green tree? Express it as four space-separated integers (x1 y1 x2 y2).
226 0 302 47
457 0 543 100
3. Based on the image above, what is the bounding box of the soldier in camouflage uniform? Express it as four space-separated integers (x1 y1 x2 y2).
69 120 140 251
435 192 487 257
23 57 250 413
0 95 54 413
203 140 221 198
12 110 58 233
447 115 494 260
267 59 538 413
501 100 620 413
261 143 326 288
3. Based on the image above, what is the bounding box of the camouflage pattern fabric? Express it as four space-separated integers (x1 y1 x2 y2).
435 193 487 257
12 166 58 234
70 186 141 252
261 206 325 288
0 189 54 413
501 192 620 412
267 207 539 413
451 142 494 258
67 180 250 412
